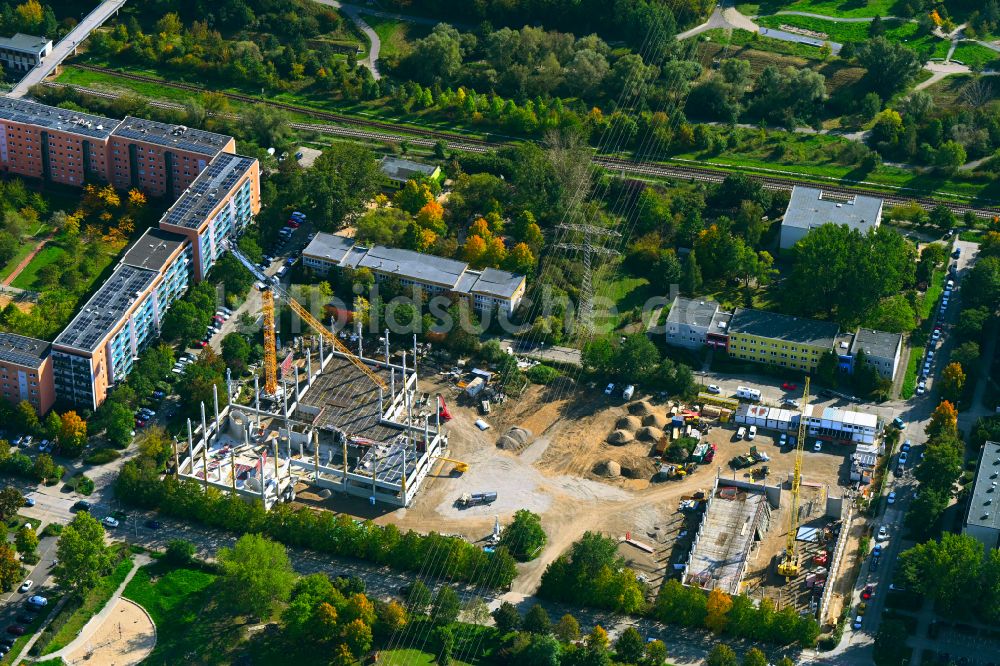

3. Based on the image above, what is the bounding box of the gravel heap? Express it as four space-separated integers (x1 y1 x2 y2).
637 426 665 442
496 426 534 451
594 460 622 478
627 400 655 416
616 415 641 431
606 429 635 445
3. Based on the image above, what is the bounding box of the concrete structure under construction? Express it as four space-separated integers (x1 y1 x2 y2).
683 477 777 594
174 336 447 509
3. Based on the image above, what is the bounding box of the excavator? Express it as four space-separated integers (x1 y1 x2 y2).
224 239 386 395
778 376 810 580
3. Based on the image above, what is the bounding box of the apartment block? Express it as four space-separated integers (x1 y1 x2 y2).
964 441 1000 550
0 33 52 74
302 232 526 315
0 333 55 415
727 308 839 373
158 153 260 279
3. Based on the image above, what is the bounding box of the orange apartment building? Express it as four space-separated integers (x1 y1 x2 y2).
0 332 55 415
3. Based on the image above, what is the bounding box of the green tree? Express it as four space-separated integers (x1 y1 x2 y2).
899 533 984 614
904 487 948 539
55 512 113 592
524 603 552 634
492 601 521 634
554 613 580 642
857 37 922 98
161 300 205 342
915 434 963 492
873 618 908 666
15 399 39 434
104 402 135 448
15 524 38 554
644 639 669 666
706 643 738 666
32 453 57 482
957 306 990 341
963 256 1000 310
614 626 645 663
952 341 980 372
616 334 661 382
221 333 252 375
816 350 839 387
936 141 968 172
743 647 768 666
407 580 432 616
500 509 547 561
218 533 296 619
164 539 196 565
929 204 955 230
0 543 20 592
0 486 24 521
680 249 703 295
306 144 383 231
431 585 461 625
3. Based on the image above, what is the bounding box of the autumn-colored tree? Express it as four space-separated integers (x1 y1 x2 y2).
523 221 544 251
59 410 88 457
0 543 20 591
415 201 446 234
463 234 487 266
118 215 136 237
504 242 536 275
927 400 959 439
127 188 147 210
394 180 434 214
342 593 376 626
413 227 437 252
379 600 408 633
704 588 733 633
14 0 43 28
15 525 38 555
483 236 508 267
586 625 609 651
315 601 339 635
940 362 966 403
469 217 492 240
342 618 373 658
63 212 82 237
99 185 121 208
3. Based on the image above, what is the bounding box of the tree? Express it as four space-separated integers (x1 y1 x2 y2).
164 539 196 565
492 601 521 634
905 487 948 539
218 533 296 619
930 204 955 231
936 141 967 172
407 580 432 616
952 341 981 371
58 411 87 457
899 533 984 614
221 333 252 375
405 23 463 85
431 585 461 625
644 639 669 666
342 618 373 658
32 453 57 482
957 306 990 341
680 250 703 295
915 434 963 493
705 589 733 633
614 626 645 664
873 619 908 666
940 362 966 403
856 37 922 98
104 402 136 448
0 544 20 592
706 643 738 666
500 509 547 561
15 524 38 555
963 256 1000 310
616 334 661 382
927 400 959 438
394 180 435 214
16 399 39 434
55 512 112 592
743 648 768 666
161 300 205 342
524 603 552 634
0 486 24 521
306 144 383 231
554 613 580 642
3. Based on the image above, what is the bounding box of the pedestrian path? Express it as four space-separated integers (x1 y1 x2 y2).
3 231 54 287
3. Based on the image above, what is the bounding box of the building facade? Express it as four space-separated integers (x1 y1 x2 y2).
779 186 883 250
850 328 903 380
0 33 51 74
303 232 526 315
665 297 721 349
963 441 1000 550
0 333 55 415
727 308 839 373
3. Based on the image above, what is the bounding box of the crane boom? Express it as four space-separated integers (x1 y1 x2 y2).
223 240 387 393
778 376 810 580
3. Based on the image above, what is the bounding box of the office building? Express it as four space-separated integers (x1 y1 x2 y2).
849 328 903 380
378 155 442 188
780 186 883 250
665 297 722 349
963 441 1000 550
727 308 840 373
302 232 526 315
0 332 54 415
0 33 51 74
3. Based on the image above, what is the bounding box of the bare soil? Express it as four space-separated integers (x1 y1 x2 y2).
64 598 155 666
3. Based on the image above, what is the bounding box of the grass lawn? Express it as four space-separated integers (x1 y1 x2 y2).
593 265 654 333
0 224 51 282
380 649 475 666
951 41 1000 70
739 0 906 18
918 268 945 320
122 562 251 665
756 14 943 53
10 245 65 291
701 27 831 60
359 13 431 61
38 555 134 656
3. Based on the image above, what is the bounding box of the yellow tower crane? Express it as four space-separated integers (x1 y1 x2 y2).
777 376 810 580
224 240 387 395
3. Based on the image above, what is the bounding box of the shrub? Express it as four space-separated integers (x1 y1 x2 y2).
84 449 121 465
526 364 561 384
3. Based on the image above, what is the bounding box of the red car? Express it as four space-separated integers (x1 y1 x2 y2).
135 419 147 428
862 584 875 600
287 220 301 228
6 625 25 635
782 382 798 391
198 340 209 348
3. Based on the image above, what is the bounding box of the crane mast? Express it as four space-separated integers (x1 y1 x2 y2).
777 376 810 580
223 240 387 394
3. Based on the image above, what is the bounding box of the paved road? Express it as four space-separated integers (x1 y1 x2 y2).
312 0 382 80
771 11 894 22
677 0 759 40
8 0 127 98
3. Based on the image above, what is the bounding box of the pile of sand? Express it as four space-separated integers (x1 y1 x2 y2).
594 460 622 478
642 413 668 428
619 456 658 479
606 430 635 445
627 400 655 416
637 426 664 441
616 415 641 431
497 426 534 451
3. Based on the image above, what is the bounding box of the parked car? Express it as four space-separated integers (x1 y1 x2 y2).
18 580 32 593
917 381 926 395
779 433 787 447
782 398 800 408
887 491 896 505
735 427 746 440
892 417 905 429
153 390 166 399
877 525 889 541
72 501 91 512
102 516 119 529
813 440 822 452
6 626 25 636
23 497 33 507
26 595 47 608
707 384 721 394
899 451 909 466
931 329 941 341
872 544 882 557
604 383 615 395
862 584 875 600
782 382 798 391
853 615 863 630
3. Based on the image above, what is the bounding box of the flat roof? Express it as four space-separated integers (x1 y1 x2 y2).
357 245 466 288
469 268 524 300
302 233 356 264
967 441 1000 533
120 228 188 273
783 186 882 233
0 332 49 368
54 264 158 353
805 405 878 429
667 296 720 328
851 328 902 360
729 308 840 348
112 116 232 156
0 33 51 52
160 153 256 230
0 98 119 139
379 155 438 183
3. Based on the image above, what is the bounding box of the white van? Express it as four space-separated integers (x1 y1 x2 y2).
747 425 757 440
736 386 761 401
736 426 747 440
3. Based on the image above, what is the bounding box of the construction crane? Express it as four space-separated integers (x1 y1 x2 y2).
224 240 388 395
778 376 810 580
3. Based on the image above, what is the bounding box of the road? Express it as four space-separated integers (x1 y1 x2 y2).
8 0 127 98
311 1 382 80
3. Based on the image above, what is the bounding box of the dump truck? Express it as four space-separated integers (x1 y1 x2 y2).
691 442 716 464
458 492 498 508
729 453 756 469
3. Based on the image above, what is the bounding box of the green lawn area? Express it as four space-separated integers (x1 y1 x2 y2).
918 268 945 320
380 649 474 666
952 41 1000 70
10 244 65 291
738 0 906 18
122 562 250 665
359 13 431 61
593 265 654 333
701 27 830 60
0 224 50 282
38 555 134 656
755 14 943 53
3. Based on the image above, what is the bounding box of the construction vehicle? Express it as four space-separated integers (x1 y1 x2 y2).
224 240 387 396
749 465 769 480
660 462 696 480
778 377 810 580
729 452 756 469
435 457 469 473
458 492 497 508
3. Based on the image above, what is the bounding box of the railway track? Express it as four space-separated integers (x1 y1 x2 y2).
57 65 1000 217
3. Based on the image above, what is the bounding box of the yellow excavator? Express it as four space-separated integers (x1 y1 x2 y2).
777 376 810 580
